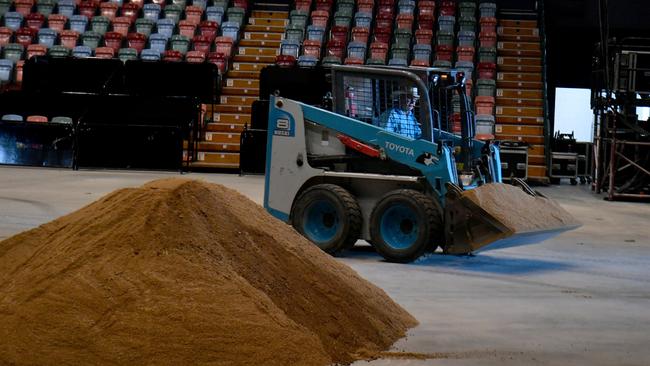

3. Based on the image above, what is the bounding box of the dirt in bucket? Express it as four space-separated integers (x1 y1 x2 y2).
462 183 580 232
0 178 417 365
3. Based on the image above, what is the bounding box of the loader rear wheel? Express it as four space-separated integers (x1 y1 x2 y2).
291 184 362 254
370 190 442 263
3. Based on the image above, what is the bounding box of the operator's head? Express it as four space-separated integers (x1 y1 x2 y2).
392 88 418 113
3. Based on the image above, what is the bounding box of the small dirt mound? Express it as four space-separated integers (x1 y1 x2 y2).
0 178 417 365
463 183 580 232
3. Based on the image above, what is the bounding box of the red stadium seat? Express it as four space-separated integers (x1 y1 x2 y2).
47 15 67 33
199 21 219 41
26 44 47 58
127 32 146 53
100 2 119 20
163 49 183 62
186 50 205 63
214 36 233 58
94 46 115 58
179 20 197 38
26 13 46 31
192 35 212 53
103 31 123 52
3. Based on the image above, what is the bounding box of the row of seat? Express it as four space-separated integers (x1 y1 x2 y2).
0 23 237 52
0 113 72 123
0 0 252 84
279 0 498 68
0 0 240 19
1 4 237 30
0 47 227 85
0 7 243 42
0 11 244 71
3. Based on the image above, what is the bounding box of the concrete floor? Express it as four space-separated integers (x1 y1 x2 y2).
1 166 649 366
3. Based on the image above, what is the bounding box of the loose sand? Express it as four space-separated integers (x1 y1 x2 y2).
0 178 416 365
463 183 580 232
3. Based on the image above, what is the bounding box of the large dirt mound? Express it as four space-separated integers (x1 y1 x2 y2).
463 183 580 232
0 178 416 365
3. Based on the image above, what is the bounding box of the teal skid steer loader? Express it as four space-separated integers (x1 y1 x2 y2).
262 66 576 262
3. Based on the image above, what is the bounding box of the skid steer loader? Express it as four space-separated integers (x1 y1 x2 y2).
263 65 578 263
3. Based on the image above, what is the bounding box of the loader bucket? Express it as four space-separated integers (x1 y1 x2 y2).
443 181 581 254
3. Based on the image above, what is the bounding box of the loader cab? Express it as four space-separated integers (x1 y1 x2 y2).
330 65 470 144
331 65 436 143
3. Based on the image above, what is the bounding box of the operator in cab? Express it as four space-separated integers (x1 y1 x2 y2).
377 88 422 140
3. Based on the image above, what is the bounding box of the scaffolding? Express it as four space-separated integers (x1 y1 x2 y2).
591 37 650 200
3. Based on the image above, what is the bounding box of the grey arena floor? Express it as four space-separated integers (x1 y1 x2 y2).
1 166 649 366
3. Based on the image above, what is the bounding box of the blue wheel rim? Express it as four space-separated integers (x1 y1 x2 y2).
302 199 340 243
379 204 419 250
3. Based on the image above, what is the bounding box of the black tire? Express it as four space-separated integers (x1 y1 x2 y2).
291 184 362 254
570 178 578 186
369 189 443 263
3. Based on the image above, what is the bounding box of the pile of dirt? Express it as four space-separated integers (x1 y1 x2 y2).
0 178 416 366
463 183 580 232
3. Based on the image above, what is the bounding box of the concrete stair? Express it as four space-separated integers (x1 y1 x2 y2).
494 18 548 182
189 9 287 170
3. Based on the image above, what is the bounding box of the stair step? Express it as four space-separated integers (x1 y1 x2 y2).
495 134 545 145
244 24 286 33
529 144 545 157
499 19 538 28
203 132 241 144
219 95 258 105
528 164 548 179
233 54 277 63
238 47 279 56
253 2 290 12
498 41 540 51
189 161 239 169
205 122 247 133
211 104 252 114
243 31 284 41
238 39 282 48
498 56 542 66
249 17 288 27
212 112 251 124
232 62 272 72
222 86 259 96
197 141 240 152
225 78 260 88
497 72 542 82
529 155 546 165
496 115 544 125
496 80 543 89
192 151 240 167
498 47 542 58
226 70 262 79
498 26 539 38
251 10 289 19
495 124 544 136
497 64 542 73
496 105 544 117
496 97 543 107
184 140 239 151
497 89 543 99
498 34 541 42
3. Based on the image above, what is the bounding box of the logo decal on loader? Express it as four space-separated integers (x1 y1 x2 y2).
385 141 415 156
274 118 293 137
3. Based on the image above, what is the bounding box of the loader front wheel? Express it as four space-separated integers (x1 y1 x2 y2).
291 184 362 254
370 190 440 263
